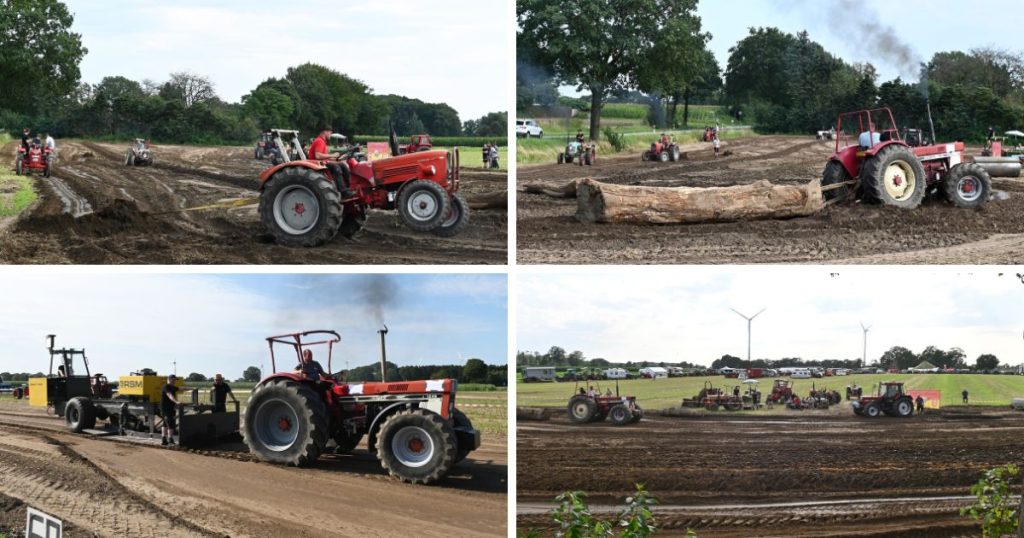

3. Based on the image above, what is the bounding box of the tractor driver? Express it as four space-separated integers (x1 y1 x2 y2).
308 126 357 200
660 133 670 147
575 131 585 144
294 349 328 382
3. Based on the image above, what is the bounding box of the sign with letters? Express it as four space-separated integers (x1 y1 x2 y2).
26 506 62 538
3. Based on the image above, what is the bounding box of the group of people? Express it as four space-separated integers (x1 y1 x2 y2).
482 143 501 169
159 372 238 446
20 128 56 155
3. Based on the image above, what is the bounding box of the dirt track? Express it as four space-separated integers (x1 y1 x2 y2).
517 408 1024 537
517 136 1024 264
0 403 506 537
0 141 507 264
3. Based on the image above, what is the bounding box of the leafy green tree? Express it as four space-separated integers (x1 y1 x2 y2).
242 86 294 129
518 0 705 140
976 354 1000 371
462 358 489 384
186 372 206 382
286 63 383 136
635 14 712 128
878 346 917 370
475 111 508 137
0 0 87 116
242 366 261 382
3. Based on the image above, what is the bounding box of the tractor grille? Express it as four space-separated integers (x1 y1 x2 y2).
379 165 420 180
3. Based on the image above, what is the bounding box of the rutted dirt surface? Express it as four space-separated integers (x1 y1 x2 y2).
0 141 506 264
517 135 1024 264
517 408 1024 537
0 403 506 537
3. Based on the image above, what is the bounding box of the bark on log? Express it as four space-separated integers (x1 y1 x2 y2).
466 190 507 210
522 180 580 199
575 178 823 224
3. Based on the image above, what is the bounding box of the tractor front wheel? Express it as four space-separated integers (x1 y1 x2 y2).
567 395 596 423
822 160 854 203
65 396 96 433
671 146 680 162
895 398 914 417
377 409 457 484
609 404 633 425
659 151 670 163
944 163 991 209
558 153 564 164
863 403 881 418
642 151 652 161
398 180 451 232
860 145 926 208
433 195 470 238
242 379 328 466
260 166 344 247
15 157 21 176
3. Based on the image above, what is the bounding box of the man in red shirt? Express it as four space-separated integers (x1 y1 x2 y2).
308 125 355 199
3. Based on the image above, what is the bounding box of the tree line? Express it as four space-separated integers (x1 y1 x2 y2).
517 345 1008 372
0 0 505 145
237 358 507 386
517 0 1024 144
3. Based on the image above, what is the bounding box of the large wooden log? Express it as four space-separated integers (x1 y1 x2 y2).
465 190 507 210
575 178 823 224
522 180 579 199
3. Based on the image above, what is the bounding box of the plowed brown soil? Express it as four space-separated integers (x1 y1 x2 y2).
517 408 1024 537
517 136 1024 264
0 141 506 264
0 402 506 537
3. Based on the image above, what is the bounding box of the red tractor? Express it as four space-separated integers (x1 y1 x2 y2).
642 137 681 163
766 379 795 405
567 387 643 425
702 127 715 142
682 381 743 411
822 108 992 209
401 134 433 154
850 382 914 418
241 330 480 484
257 134 466 247
15 143 52 177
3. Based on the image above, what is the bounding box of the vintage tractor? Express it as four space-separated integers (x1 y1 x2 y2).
557 139 595 166
821 107 992 209
682 381 743 411
262 129 304 165
803 385 841 409
845 384 863 400
766 379 795 405
241 330 480 484
255 131 277 160
567 386 643 425
125 138 153 166
258 131 466 247
702 127 715 142
401 134 433 154
850 382 914 418
15 143 52 177
642 138 681 162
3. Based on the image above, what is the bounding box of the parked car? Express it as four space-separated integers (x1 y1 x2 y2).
603 368 630 379
516 119 544 138
790 369 812 379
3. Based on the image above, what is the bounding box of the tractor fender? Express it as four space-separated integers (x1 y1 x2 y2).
253 372 310 390
258 161 328 189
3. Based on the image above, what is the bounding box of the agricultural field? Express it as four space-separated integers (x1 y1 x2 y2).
517 135 1024 264
0 140 507 264
517 373 1024 410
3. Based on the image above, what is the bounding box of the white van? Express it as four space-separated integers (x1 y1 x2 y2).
603 368 629 379
790 369 812 379
639 367 668 379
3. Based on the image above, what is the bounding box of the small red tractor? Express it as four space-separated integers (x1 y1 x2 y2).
242 330 480 484
803 385 841 409
15 143 53 177
257 133 466 247
845 384 863 400
822 107 992 209
702 127 715 142
125 138 153 166
766 379 795 405
682 381 743 411
850 382 914 418
567 386 643 425
642 137 681 162
401 134 433 154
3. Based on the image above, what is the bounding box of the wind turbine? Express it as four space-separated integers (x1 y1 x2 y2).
730 308 766 362
860 322 871 368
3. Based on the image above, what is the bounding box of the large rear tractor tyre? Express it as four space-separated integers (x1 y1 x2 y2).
567 395 596 423
452 408 474 464
65 397 96 433
642 151 652 161
864 403 881 418
259 167 343 247
242 379 328 466
432 195 470 238
609 404 633 425
860 145 926 208
944 163 991 209
822 160 855 203
671 146 680 162
895 398 914 418
377 409 457 484
398 180 450 232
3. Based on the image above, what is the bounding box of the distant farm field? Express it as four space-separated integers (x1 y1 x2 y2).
516 373 1024 410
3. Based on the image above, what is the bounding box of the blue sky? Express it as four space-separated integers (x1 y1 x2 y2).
62 0 508 121
518 268 1024 367
0 273 507 378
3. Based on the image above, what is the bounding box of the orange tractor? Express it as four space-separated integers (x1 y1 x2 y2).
567 385 643 425
258 131 466 247
642 136 681 162
15 142 52 177
242 330 480 484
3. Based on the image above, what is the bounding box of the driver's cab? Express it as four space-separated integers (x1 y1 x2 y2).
883 383 902 398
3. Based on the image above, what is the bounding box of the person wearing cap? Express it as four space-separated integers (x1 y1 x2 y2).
161 374 181 446
210 373 237 413
308 125 356 199
294 349 327 382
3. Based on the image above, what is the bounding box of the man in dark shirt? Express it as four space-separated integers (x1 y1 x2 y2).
294 349 327 382
20 128 30 152
161 374 181 446
211 373 237 413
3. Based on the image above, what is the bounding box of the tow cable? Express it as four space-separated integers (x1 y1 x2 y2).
153 197 259 215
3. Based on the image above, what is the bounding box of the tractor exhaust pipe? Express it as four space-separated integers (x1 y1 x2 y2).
378 325 389 381
926 99 936 146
